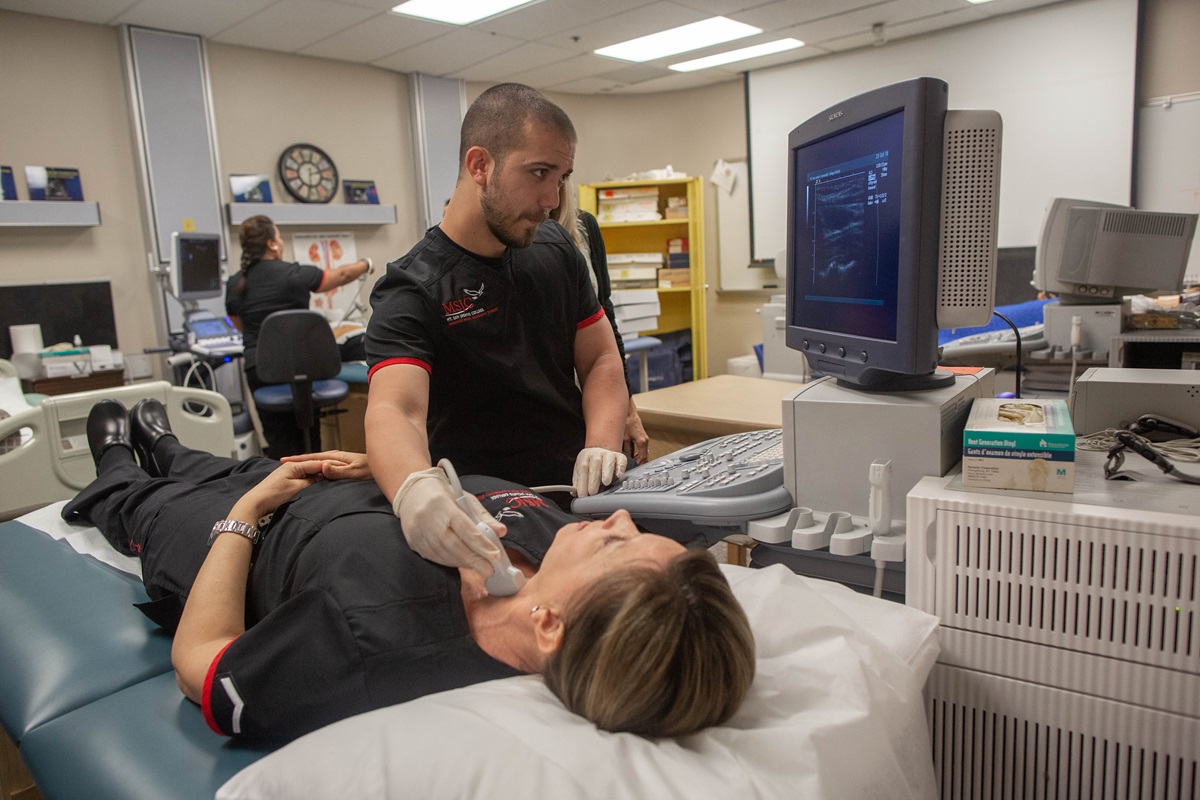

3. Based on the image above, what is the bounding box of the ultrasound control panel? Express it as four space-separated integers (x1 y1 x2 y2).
184 316 243 356
571 429 793 544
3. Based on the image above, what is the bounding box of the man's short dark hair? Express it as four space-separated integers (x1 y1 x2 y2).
459 83 576 169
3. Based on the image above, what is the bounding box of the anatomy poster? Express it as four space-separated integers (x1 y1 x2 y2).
292 231 360 318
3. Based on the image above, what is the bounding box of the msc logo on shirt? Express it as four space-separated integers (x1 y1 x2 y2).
442 283 497 327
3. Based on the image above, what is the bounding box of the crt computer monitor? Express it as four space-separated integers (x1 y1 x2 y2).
1033 197 1197 303
169 232 223 302
785 77 954 392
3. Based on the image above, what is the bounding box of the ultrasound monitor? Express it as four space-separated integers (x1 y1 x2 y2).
1033 197 1197 302
169 232 223 302
785 77 1001 392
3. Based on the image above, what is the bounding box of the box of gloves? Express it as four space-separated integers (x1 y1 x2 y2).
962 398 1075 493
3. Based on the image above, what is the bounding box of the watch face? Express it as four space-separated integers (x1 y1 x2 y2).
279 143 338 203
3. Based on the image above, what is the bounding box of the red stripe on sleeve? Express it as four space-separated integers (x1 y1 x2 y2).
577 309 605 330
201 638 238 736
368 357 432 381
315 271 331 292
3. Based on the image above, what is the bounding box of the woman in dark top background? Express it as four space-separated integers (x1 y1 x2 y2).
552 182 650 465
226 214 371 457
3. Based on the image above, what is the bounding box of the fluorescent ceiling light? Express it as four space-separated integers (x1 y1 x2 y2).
595 17 761 63
669 38 804 72
390 0 544 26
964 0 997 4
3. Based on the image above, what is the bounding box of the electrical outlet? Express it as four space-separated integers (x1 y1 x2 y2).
125 353 154 379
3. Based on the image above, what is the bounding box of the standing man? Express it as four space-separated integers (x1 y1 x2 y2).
364 83 630 576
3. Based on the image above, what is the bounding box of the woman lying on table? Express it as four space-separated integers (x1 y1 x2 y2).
63 398 755 743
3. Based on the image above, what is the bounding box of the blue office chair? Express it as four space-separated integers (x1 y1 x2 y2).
251 310 349 454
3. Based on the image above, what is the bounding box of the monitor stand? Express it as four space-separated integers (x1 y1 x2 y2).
783 371 994 523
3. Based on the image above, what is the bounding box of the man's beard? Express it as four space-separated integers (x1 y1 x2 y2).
480 174 545 249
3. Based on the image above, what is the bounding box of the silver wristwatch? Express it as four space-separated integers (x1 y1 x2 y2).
207 519 261 546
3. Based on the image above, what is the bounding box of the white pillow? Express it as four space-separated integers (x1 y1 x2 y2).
219 565 939 800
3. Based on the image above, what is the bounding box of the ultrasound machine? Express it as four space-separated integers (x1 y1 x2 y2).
573 78 1004 599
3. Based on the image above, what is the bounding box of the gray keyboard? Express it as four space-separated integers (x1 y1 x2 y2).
571 429 793 543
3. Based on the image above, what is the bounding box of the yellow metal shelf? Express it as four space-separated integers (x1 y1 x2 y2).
580 176 706 380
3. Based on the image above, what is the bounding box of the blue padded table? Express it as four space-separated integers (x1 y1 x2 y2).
0 520 172 741
21 673 274 800
0 518 278 800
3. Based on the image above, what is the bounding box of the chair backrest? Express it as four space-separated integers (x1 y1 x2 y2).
255 310 342 385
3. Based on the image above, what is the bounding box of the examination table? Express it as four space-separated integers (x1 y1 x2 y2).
1 381 945 800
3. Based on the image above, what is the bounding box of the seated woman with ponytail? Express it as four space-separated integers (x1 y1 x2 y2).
225 215 371 457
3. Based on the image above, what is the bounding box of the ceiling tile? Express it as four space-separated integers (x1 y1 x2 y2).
371 27 525 75
671 0 780 15
325 0 410 9
814 30 877 52
881 5 988 40
0 0 137 24
0 0 1068 94
733 0 881 32
211 0 376 52
544 76 635 94
447 41 578 81
970 0 1073 17
504 52 620 86
300 13 451 61
474 0 649 42
606 69 730 93
546 1 711 54
598 62 674 84
113 0 277 38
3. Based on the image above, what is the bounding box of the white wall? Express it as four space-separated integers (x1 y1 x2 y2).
747 0 1138 260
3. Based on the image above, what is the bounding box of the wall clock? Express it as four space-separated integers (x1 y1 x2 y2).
278 143 338 203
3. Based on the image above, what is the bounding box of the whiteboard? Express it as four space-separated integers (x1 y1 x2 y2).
715 159 779 290
1137 95 1200 286
746 0 1137 260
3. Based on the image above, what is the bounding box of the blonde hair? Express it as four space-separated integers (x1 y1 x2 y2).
551 178 585 251
543 549 755 738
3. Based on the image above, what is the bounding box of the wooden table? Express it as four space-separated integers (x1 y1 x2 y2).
21 369 125 397
634 374 805 461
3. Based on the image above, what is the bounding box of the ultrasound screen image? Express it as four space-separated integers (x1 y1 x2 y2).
791 110 904 342
812 171 872 289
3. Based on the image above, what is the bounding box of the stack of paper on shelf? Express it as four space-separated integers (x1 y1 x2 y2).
664 195 688 219
610 288 660 337
596 186 661 222
658 268 690 288
608 253 662 289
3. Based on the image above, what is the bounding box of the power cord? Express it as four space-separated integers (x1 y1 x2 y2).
1079 414 1200 484
1103 431 1200 484
992 310 1022 398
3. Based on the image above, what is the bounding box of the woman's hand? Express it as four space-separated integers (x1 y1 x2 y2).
235 460 328 521
280 450 372 480
624 400 650 465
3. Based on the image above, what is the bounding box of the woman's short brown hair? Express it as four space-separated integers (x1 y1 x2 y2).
543 548 755 738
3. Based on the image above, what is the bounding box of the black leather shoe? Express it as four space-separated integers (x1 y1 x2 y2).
86 399 133 468
130 397 177 477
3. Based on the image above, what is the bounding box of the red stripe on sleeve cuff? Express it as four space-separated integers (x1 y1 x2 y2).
577 309 605 330
201 638 238 736
368 358 432 382
315 272 331 292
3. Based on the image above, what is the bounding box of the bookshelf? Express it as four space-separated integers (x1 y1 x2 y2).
579 176 707 380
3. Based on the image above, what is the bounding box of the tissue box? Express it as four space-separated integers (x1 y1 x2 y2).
962 398 1075 493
